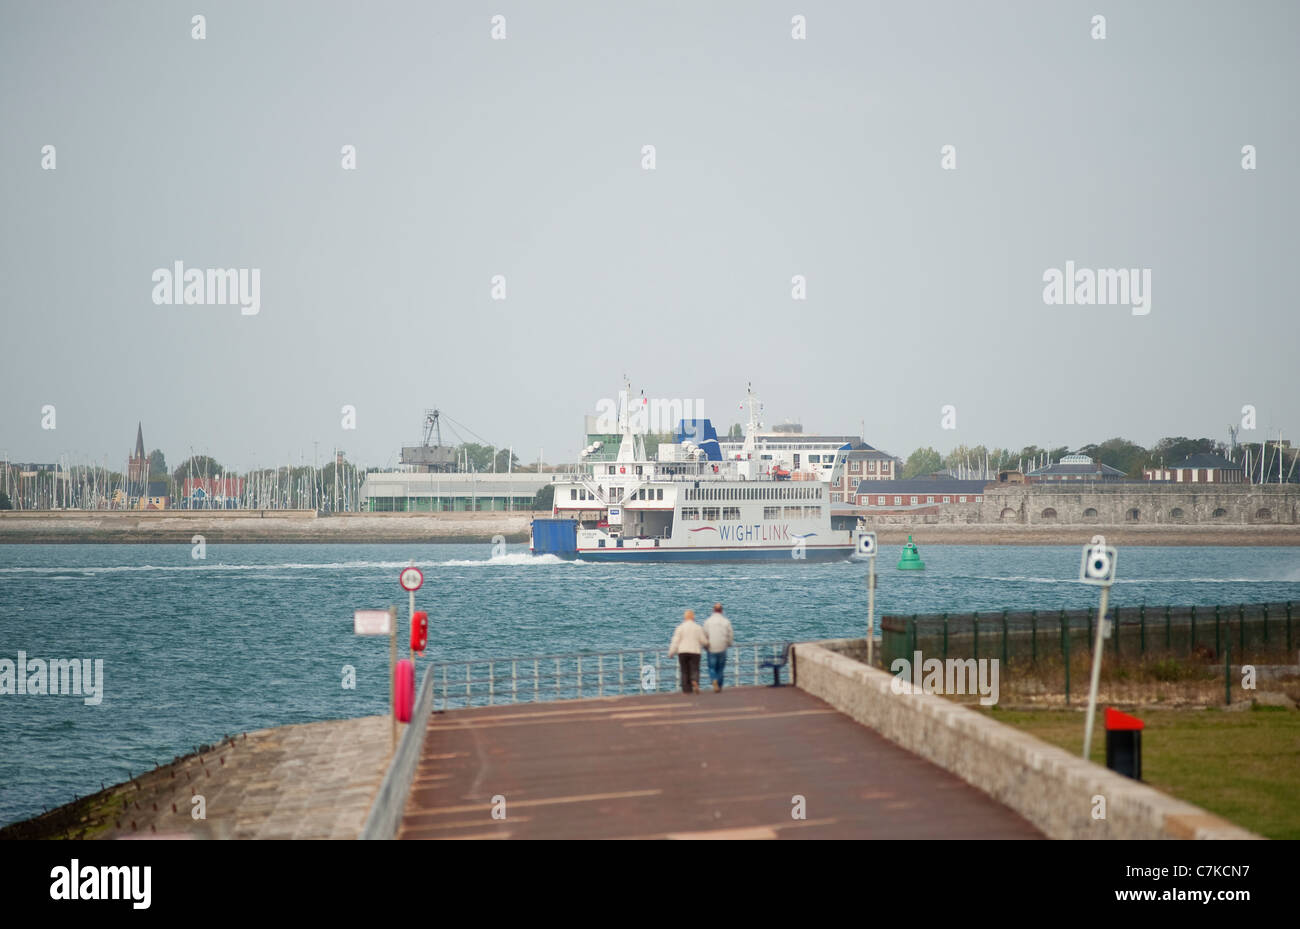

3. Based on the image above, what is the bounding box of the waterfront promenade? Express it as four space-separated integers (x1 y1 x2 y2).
377 641 1259 841
398 687 1041 839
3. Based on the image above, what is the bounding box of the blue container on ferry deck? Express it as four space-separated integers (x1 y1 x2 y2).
531 518 578 556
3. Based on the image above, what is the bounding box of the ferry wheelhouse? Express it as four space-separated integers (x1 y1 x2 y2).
530 385 865 562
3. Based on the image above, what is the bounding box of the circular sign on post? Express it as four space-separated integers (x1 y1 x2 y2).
399 566 424 591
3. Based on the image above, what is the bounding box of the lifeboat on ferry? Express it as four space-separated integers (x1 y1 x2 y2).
772 466 791 480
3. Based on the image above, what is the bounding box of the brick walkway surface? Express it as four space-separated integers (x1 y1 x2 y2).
5 715 395 840
398 687 1043 839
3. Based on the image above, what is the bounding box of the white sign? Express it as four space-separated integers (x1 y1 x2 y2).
856 531 877 556
607 506 622 525
1079 536 1118 586
399 566 424 592
354 610 392 636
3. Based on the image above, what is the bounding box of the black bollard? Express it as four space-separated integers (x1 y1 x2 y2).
1104 707 1144 780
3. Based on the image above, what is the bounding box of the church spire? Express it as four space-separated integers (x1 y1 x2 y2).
134 422 145 459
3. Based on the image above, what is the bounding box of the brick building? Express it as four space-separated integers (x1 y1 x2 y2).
1144 453 1244 484
852 477 989 513
1026 454 1125 483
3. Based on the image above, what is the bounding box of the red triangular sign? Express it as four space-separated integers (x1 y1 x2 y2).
1105 707 1144 731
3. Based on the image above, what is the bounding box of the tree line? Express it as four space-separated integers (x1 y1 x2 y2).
900 437 1297 481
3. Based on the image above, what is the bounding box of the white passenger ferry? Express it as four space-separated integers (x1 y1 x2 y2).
530 385 864 562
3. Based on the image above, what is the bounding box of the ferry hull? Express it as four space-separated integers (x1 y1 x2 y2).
545 545 855 563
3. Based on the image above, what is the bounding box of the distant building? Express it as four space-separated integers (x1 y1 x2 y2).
1026 454 1126 483
125 423 168 508
1145 453 1244 484
842 445 900 480
852 477 989 511
360 471 551 512
182 477 245 508
824 445 901 502
579 403 901 494
126 423 149 503
716 434 900 500
719 431 860 471
143 481 169 510
401 411 459 472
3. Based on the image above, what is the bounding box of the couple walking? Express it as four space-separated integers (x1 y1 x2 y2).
667 603 734 694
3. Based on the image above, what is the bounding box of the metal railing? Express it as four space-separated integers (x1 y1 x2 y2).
360 663 436 840
426 641 794 711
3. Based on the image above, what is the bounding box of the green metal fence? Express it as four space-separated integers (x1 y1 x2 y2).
877 601 1295 706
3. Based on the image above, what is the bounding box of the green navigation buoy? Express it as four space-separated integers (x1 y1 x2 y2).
897 535 925 570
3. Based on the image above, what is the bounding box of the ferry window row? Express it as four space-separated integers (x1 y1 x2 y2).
680 506 821 521
570 487 665 501
685 486 821 502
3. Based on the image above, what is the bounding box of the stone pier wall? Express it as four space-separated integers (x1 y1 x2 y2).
793 640 1258 840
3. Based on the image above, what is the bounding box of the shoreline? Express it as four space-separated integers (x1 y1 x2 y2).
0 510 532 545
0 716 392 840
1 511 1299 545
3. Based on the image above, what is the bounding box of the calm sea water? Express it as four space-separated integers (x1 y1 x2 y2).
2 541 1299 827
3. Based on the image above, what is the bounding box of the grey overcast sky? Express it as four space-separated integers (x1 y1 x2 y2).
2 0 1297 471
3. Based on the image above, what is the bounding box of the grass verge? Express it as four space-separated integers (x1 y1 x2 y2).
976 704 1300 839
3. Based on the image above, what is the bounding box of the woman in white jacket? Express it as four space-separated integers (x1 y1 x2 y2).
668 609 709 693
